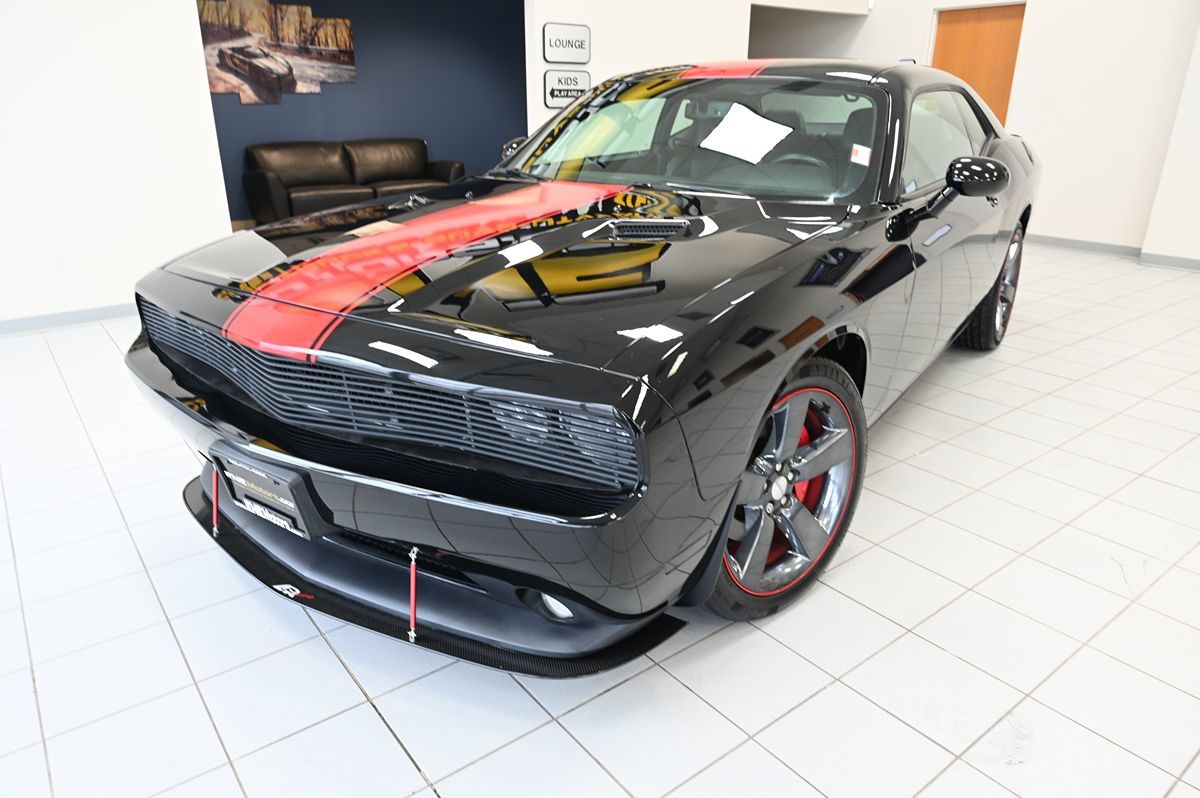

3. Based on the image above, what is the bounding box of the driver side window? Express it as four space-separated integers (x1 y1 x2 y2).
902 91 974 194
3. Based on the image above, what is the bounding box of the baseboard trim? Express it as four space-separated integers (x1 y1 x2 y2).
1139 251 1200 271
1025 234 1142 258
0 302 136 336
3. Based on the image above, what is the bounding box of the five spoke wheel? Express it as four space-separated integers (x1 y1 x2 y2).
724 387 857 596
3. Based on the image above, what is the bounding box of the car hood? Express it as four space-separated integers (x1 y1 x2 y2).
259 57 291 75
163 177 849 372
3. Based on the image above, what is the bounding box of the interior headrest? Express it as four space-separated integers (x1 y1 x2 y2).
766 109 806 136
844 108 873 145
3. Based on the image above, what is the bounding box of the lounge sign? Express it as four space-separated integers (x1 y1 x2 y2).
544 69 590 108
543 22 590 64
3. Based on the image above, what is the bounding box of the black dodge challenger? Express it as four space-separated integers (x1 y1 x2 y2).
127 59 1039 675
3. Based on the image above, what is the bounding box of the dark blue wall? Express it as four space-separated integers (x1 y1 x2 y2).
210 0 527 221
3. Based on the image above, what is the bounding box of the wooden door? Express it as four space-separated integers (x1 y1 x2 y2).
932 4 1026 124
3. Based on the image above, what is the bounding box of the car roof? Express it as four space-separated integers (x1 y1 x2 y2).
622 58 964 91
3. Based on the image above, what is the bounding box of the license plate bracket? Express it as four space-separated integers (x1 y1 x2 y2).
216 454 309 539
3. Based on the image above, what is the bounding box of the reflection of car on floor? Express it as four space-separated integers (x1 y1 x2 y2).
127 59 1040 676
217 45 297 92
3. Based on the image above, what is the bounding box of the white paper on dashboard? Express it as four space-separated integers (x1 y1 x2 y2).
699 103 792 164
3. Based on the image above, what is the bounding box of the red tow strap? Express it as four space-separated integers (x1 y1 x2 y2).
211 468 220 536
408 546 419 643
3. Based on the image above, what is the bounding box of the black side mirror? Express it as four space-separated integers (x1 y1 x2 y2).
886 155 1012 241
946 156 1010 198
501 136 527 160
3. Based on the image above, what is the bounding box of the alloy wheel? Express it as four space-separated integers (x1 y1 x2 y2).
724 387 857 596
995 229 1023 336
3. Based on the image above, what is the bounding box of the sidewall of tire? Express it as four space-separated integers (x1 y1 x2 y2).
705 358 868 620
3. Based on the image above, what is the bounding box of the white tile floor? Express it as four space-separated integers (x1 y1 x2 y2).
1 242 1200 797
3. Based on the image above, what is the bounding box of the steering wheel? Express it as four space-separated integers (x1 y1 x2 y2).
768 153 832 170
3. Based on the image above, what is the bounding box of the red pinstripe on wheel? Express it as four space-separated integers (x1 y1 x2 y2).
221 181 627 361
723 387 858 598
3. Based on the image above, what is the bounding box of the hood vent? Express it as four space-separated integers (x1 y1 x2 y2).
608 219 691 241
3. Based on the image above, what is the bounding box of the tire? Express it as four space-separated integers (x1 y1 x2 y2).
705 358 867 621
957 222 1024 350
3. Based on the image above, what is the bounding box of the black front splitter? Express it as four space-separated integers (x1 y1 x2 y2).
182 476 684 677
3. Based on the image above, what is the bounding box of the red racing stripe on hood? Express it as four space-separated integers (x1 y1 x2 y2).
678 59 777 79
222 181 626 361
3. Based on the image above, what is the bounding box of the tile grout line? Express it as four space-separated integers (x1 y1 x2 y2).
650 657 834 797
891 259 1200 792
820 475 1200 700
145 762 239 797
0 422 58 797
764 468 1198 784
38 338 252 798
665 260 1200 789
1168 747 1200 796
909 533 1200 795
301 607 446 796
507 673 639 798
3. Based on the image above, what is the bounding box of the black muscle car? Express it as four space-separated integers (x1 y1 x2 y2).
127 59 1039 675
217 44 297 92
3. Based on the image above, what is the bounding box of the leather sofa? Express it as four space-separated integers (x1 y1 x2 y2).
243 139 465 224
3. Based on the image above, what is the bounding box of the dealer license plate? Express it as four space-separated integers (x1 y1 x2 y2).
218 455 307 538
238 497 297 534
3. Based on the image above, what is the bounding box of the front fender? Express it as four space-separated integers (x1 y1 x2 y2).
606 217 908 501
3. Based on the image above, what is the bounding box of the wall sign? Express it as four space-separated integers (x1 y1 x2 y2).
543 22 590 64
544 69 590 108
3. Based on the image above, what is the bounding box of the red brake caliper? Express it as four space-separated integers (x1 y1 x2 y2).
795 411 827 511
793 422 812 504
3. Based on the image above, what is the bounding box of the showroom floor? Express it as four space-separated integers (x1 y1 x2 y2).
2 242 1200 798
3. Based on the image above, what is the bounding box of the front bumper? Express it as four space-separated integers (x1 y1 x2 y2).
126 336 728 674
184 475 683 676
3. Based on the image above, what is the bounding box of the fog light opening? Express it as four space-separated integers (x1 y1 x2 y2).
540 593 574 620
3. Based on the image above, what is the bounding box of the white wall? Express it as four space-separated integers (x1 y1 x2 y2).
1006 0 1200 250
3 1 230 323
523 0 753 132
748 0 1200 252
1141 24 1200 264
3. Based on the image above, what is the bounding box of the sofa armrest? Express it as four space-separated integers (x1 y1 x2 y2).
243 169 290 225
426 160 465 183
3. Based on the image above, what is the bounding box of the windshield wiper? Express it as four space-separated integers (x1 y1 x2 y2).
631 180 752 198
485 167 546 181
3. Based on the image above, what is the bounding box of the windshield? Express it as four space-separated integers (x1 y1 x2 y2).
512 76 885 202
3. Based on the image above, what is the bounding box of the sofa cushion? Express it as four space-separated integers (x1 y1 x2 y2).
288 184 375 216
247 142 352 188
369 179 445 197
345 138 428 183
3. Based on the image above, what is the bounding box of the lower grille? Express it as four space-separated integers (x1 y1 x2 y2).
138 299 641 495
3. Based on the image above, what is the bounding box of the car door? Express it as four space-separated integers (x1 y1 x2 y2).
890 89 1004 394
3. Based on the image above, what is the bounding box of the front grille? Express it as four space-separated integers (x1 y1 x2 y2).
139 300 641 494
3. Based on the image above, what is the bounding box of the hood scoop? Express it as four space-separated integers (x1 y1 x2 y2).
601 219 692 241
